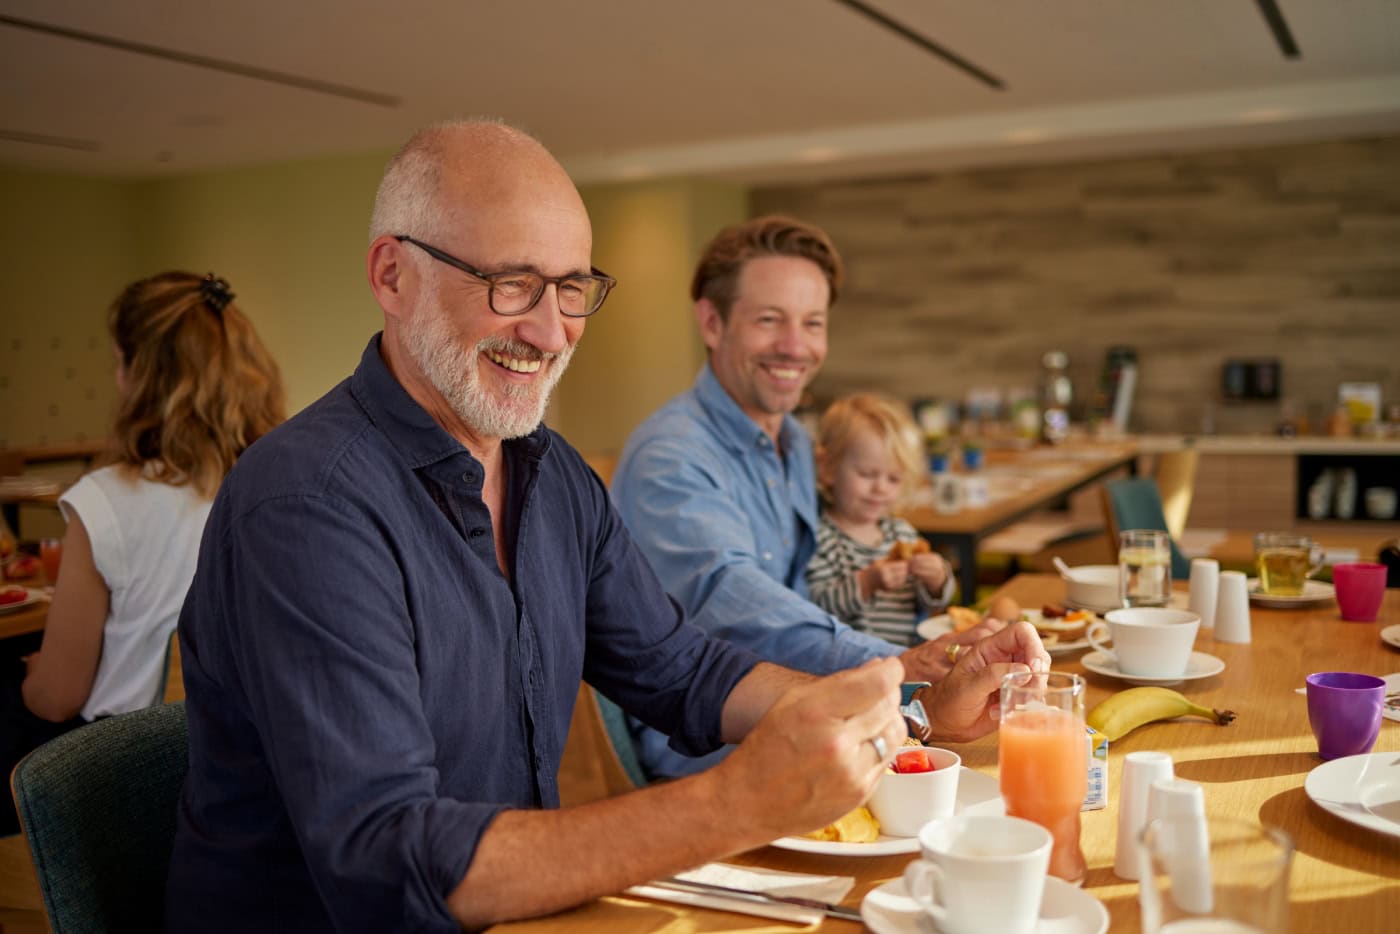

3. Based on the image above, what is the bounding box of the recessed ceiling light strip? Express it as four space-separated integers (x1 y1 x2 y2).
0 13 400 106
0 128 100 151
831 0 1005 91
1253 0 1301 59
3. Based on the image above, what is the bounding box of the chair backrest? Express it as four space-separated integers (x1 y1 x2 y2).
10 702 189 934
590 688 649 791
1100 477 1193 581
1154 449 1199 542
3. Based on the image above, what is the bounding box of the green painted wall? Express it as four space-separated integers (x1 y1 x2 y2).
1 157 746 458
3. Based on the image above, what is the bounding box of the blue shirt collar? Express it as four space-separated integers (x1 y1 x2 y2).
349 333 550 470
692 362 801 456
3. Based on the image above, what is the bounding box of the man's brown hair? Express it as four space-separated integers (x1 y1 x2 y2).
690 215 844 319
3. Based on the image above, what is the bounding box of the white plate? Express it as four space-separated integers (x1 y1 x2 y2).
1080 650 1225 686
1305 752 1400 838
1384 673 1400 724
1380 625 1400 651
1246 579 1336 608
861 875 1109 934
918 612 1093 656
0 587 43 614
771 767 1003 856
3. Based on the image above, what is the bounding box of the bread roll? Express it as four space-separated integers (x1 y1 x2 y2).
887 538 931 561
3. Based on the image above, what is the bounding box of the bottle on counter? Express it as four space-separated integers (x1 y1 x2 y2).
1040 351 1073 444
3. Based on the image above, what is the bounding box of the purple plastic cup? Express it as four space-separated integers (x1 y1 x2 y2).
1305 672 1385 760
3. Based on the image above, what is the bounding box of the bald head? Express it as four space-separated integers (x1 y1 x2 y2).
369 120 587 252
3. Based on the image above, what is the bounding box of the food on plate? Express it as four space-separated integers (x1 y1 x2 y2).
803 805 880 843
3 554 41 580
986 594 1020 623
887 538 931 561
0 586 29 606
893 748 936 774
946 605 982 633
1027 608 1095 643
1086 686 1237 742
1041 603 1067 618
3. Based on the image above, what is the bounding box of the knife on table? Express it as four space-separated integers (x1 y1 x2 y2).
653 876 864 922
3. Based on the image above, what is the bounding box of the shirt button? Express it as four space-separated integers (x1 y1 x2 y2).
462 471 475 483
783 537 790 545
469 527 487 538
767 478 775 488
762 551 772 561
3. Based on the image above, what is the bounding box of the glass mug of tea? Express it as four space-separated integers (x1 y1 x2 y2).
1253 532 1322 596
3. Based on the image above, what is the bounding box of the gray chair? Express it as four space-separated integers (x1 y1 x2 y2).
9 701 188 933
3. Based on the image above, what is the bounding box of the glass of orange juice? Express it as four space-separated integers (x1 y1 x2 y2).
999 671 1087 883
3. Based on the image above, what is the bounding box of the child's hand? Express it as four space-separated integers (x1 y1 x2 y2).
909 552 949 592
860 559 909 598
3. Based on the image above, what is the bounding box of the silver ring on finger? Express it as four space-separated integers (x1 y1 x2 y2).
868 734 889 762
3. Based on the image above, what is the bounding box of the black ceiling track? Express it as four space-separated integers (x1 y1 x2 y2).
1253 0 1301 59
0 128 100 152
832 0 1005 91
0 13 401 106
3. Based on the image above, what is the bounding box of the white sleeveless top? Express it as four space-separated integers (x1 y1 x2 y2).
59 465 213 720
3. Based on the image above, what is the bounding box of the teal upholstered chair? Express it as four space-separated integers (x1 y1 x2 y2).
591 688 649 789
10 701 188 933
1101 477 1193 581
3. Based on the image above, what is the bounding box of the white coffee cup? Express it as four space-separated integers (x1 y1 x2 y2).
866 747 960 838
904 814 1051 934
1087 608 1200 679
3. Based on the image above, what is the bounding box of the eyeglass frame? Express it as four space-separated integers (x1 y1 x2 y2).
394 235 616 318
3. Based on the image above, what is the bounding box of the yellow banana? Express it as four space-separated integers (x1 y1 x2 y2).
1086 687 1236 742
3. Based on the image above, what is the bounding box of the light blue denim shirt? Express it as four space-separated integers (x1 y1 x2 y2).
612 364 902 778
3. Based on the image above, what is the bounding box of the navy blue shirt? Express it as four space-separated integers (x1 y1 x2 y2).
165 336 759 932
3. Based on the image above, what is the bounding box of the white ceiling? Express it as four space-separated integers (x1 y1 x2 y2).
3 0 1399 184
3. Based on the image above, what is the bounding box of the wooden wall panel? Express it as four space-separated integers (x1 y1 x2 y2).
752 136 1400 436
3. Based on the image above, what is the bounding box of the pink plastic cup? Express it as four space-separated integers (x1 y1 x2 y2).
1333 562 1386 622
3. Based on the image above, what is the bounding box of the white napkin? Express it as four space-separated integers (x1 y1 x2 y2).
627 862 854 925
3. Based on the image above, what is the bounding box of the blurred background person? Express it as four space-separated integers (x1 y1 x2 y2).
2 271 284 835
807 393 954 647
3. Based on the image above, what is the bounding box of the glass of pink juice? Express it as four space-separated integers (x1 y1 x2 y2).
999 671 1087 883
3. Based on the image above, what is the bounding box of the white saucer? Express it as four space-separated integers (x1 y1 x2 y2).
1305 752 1400 838
1384 673 1400 724
1246 579 1335 608
771 767 1003 856
1380 624 1400 651
1080 650 1225 686
861 875 1108 934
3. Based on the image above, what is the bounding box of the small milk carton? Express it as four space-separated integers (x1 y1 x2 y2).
1083 728 1109 811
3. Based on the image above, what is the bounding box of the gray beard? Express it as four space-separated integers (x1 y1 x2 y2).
401 299 573 440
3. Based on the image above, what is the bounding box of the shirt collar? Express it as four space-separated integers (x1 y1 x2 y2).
692 362 802 456
349 333 550 470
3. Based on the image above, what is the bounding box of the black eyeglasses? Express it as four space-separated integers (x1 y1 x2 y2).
395 235 616 318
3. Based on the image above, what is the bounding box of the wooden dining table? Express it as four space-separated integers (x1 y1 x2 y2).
900 441 1138 602
494 574 1400 933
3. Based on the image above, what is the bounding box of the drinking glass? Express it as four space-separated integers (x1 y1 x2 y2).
1139 816 1293 933
1252 532 1321 596
999 671 1086 883
1120 529 1171 607
40 538 63 585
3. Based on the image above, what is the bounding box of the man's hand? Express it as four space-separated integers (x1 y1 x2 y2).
715 657 907 841
908 552 949 593
898 615 1009 683
920 621 1051 742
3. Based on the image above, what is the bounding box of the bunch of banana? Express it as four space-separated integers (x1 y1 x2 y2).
1086 687 1236 742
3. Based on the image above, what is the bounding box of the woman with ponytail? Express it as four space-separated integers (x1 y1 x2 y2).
3 272 284 832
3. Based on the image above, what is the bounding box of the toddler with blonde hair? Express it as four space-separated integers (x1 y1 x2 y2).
807 393 954 646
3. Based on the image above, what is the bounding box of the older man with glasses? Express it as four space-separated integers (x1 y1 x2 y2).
166 119 1045 932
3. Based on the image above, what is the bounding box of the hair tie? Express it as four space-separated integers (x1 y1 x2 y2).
199 273 235 315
